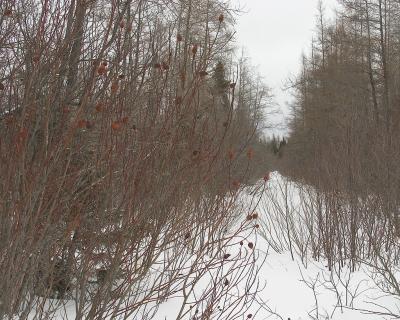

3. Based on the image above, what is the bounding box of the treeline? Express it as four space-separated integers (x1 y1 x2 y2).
280 0 400 268
0 0 270 318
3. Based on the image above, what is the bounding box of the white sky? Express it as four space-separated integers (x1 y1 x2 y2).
231 0 339 135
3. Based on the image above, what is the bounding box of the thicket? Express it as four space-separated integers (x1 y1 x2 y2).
271 0 400 316
0 0 271 318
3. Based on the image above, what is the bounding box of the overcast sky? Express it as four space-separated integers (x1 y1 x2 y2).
231 0 339 135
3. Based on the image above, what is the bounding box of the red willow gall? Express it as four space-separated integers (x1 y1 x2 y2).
252 213 258 219
62 107 70 114
111 121 122 131
111 81 119 93
192 44 198 56
248 242 254 249
162 62 169 70
77 119 88 129
175 96 183 105
4 9 12 16
247 148 254 159
97 64 107 75
95 102 103 112
218 14 224 23
198 70 208 77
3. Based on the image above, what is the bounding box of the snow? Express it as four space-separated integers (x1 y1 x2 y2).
23 173 400 319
